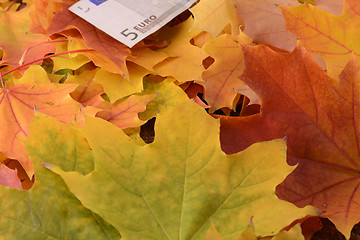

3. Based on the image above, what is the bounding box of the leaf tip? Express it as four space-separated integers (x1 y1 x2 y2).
249 216 254 227
40 161 54 169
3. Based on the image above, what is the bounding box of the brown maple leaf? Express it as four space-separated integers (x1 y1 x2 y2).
220 42 360 237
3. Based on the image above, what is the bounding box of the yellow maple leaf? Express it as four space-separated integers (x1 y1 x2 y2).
190 0 242 37
279 0 360 78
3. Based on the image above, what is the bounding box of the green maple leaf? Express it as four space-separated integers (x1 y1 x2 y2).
47 98 316 240
0 114 120 239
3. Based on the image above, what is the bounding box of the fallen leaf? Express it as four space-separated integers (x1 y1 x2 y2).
0 6 54 68
12 65 51 84
47 1 131 75
279 0 360 78
236 0 299 51
300 217 323 240
0 80 80 175
314 0 343 15
201 32 252 112
205 224 224 240
205 218 306 240
127 45 168 72
66 68 107 109
51 98 315 240
67 68 154 129
192 31 214 48
153 18 208 82
93 63 145 103
237 224 257 240
51 36 91 72
220 43 360 238
0 164 21 189
2 157 34 189
26 113 95 175
29 0 62 34
138 78 190 120
95 94 155 129
272 224 304 240
234 85 260 106
0 113 121 240
190 0 242 37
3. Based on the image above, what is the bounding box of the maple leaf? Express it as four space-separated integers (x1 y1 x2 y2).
190 0 241 37
220 43 360 237
127 44 168 72
0 113 121 239
65 66 155 129
313 0 343 15
29 0 63 34
1 155 34 189
0 164 21 189
236 225 257 240
66 68 110 116
93 63 146 103
95 94 155 129
12 65 52 85
236 0 299 51
51 36 91 72
300 217 323 240
235 0 343 52
138 77 191 120
205 222 305 240
153 18 208 82
201 32 252 112
0 68 80 175
47 1 131 75
0 6 54 68
279 0 359 78
27 113 95 175
271 224 305 240
204 224 224 240
49 98 315 240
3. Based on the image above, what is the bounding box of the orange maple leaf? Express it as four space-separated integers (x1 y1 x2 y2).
0 6 54 68
68 70 155 129
0 82 80 175
95 94 155 129
0 161 22 189
29 0 62 34
279 0 358 78
220 43 360 237
201 33 252 112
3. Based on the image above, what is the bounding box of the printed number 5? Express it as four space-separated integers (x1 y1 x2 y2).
121 29 138 40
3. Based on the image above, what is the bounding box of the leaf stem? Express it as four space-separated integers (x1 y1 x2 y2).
19 39 69 65
5 1 17 11
2 49 96 76
0 72 6 90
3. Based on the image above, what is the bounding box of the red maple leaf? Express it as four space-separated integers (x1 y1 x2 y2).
220 43 360 237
